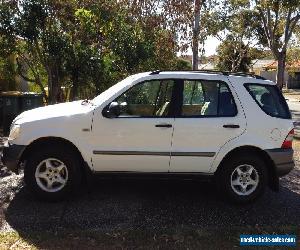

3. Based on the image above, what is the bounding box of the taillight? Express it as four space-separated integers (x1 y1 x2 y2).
281 129 294 149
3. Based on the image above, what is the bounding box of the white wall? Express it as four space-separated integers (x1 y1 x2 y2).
260 71 289 85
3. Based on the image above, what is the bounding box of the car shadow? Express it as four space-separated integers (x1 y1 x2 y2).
3 173 300 247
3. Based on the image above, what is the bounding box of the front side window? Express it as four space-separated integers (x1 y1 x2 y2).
181 80 237 117
114 80 175 117
245 83 291 119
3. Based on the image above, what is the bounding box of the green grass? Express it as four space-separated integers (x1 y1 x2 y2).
0 232 36 250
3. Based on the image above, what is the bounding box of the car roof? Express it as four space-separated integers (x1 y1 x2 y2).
141 70 275 85
150 70 265 79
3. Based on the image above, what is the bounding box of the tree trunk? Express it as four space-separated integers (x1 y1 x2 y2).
36 77 48 104
192 0 202 70
70 71 79 101
47 70 53 104
52 73 60 103
276 51 286 90
47 65 62 104
231 59 237 72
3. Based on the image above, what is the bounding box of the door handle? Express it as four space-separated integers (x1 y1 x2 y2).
155 123 172 128
223 124 240 128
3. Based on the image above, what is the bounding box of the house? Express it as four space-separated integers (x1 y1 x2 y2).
179 55 300 88
263 60 300 89
250 59 300 89
250 59 275 74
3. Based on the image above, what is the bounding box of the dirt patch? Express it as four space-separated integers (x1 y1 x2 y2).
0 137 23 232
1 227 299 250
280 139 300 194
0 137 12 178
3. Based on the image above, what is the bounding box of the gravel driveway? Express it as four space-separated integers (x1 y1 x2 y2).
0 138 300 249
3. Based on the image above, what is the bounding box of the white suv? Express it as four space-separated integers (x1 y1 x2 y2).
1 71 294 203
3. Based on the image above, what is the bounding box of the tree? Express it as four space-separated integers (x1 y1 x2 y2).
213 4 263 72
0 0 197 101
122 0 218 70
0 55 17 91
216 36 250 72
192 0 203 70
106 0 184 72
163 0 217 70
216 35 263 72
255 0 300 89
0 0 67 103
173 58 192 70
63 5 106 100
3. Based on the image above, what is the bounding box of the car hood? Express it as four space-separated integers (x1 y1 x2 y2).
13 101 95 124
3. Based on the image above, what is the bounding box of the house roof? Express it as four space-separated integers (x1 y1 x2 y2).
250 59 275 70
264 60 300 70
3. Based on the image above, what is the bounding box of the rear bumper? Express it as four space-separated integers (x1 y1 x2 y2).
265 148 294 177
1 141 26 173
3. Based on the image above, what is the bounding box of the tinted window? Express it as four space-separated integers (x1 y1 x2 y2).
181 80 237 117
245 84 291 119
114 80 175 117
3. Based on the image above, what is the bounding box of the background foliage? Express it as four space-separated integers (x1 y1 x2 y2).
0 0 191 103
0 0 299 100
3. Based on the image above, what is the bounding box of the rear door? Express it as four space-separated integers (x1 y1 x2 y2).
170 76 246 173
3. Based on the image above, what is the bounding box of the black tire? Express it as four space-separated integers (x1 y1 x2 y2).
24 144 82 201
216 153 267 204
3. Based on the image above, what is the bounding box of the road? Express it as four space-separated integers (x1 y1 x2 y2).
287 99 300 118
287 99 300 137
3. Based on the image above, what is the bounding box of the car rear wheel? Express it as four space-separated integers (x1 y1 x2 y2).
217 153 267 203
24 145 82 201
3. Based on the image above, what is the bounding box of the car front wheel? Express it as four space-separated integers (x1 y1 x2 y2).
24 145 82 201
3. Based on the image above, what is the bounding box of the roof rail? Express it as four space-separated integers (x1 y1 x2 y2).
149 70 266 80
228 72 266 80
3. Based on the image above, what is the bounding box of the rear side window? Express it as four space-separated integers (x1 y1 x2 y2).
245 83 291 119
181 80 237 117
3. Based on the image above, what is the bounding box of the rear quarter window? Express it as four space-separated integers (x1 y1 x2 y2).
245 83 291 119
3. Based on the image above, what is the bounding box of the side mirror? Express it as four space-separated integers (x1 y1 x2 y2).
103 102 121 118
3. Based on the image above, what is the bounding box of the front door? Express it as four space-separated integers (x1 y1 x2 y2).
91 79 176 172
170 77 246 173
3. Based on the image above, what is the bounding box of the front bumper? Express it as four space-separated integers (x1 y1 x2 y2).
266 148 294 177
1 141 26 173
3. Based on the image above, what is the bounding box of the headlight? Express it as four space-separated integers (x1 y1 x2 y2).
9 124 20 140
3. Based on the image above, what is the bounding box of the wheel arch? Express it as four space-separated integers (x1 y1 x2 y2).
20 136 92 181
215 145 278 191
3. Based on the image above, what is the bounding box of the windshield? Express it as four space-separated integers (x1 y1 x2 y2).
92 74 140 105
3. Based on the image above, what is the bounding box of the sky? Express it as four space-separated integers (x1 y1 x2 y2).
204 36 221 56
181 36 221 57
